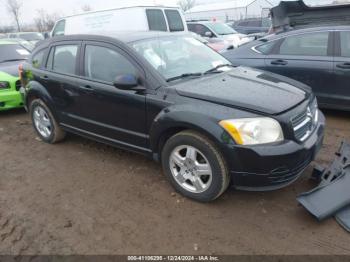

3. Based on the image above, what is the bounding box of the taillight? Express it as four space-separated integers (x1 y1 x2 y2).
19 63 24 87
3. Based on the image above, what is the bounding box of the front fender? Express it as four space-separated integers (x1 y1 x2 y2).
149 104 235 153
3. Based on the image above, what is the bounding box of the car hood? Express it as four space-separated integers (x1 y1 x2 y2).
221 33 247 40
175 67 310 115
0 61 21 77
271 0 350 31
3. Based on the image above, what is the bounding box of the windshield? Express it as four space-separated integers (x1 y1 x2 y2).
207 23 237 35
0 44 30 63
131 36 230 81
18 33 44 41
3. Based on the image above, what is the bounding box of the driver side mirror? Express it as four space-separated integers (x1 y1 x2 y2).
113 74 142 91
205 31 214 38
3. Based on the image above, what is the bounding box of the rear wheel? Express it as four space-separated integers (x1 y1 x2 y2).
161 130 230 202
30 99 66 144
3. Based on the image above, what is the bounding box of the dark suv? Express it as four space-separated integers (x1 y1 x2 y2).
20 32 325 202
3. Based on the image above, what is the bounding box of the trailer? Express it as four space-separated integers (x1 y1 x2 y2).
185 0 274 22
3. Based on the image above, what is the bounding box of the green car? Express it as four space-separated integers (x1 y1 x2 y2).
0 41 30 111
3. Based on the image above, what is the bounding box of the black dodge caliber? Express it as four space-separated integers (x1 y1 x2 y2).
20 32 325 202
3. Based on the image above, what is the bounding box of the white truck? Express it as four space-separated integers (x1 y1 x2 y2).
51 5 188 37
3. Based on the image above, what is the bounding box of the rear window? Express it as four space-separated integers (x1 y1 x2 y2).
146 9 167 32
165 10 184 32
18 33 44 41
0 44 30 63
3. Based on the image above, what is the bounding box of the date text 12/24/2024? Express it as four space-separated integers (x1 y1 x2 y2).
127 256 220 261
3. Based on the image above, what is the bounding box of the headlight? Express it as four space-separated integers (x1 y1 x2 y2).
219 117 284 145
0 81 10 89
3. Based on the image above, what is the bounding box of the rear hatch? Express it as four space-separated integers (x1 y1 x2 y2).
270 0 350 31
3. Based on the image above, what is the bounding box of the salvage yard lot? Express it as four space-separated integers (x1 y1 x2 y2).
0 109 349 255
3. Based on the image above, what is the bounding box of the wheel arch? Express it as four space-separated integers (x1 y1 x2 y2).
25 82 59 120
149 109 228 160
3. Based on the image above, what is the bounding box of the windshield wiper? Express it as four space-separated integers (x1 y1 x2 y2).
204 64 235 75
166 73 202 82
0 59 26 63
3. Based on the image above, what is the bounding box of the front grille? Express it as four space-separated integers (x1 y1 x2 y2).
291 99 318 142
15 80 21 91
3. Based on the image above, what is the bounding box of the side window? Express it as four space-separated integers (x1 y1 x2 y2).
340 31 350 57
188 24 210 37
279 32 329 56
32 50 45 69
146 9 167 32
52 45 78 75
84 45 137 83
255 41 276 55
165 10 184 32
52 20 66 37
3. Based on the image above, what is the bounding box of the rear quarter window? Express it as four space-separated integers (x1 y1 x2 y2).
32 50 46 69
165 10 184 32
255 41 276 54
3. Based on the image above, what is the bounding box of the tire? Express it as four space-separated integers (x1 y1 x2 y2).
30 99 66 144
161 130 230 202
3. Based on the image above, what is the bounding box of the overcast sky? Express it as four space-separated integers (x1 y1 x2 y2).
0 0 336 27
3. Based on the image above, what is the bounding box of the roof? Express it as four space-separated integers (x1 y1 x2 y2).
61 4 180 19
38 31 191 47
261 25 350 41
186 0 272 13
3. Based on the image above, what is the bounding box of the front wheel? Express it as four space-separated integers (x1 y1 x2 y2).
161 130 230 202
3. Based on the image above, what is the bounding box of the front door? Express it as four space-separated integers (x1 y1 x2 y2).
71 42 148 151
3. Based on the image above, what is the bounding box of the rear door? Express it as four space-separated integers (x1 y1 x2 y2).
264 31 334 105
333 30 350 110
41 41 83 124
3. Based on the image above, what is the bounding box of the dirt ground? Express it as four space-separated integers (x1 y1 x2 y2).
0 108 349 255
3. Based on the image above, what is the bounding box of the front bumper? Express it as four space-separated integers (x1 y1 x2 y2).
0 90 23 111
223 110 325 191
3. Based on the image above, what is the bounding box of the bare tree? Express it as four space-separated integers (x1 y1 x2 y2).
6 0 22 32
81 4 93 12
34 9 61 32
177 0 195 12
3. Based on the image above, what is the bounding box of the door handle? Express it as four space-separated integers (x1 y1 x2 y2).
40 75 49 80
271 59 288 66
336 63 350 69
79 85 94 92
